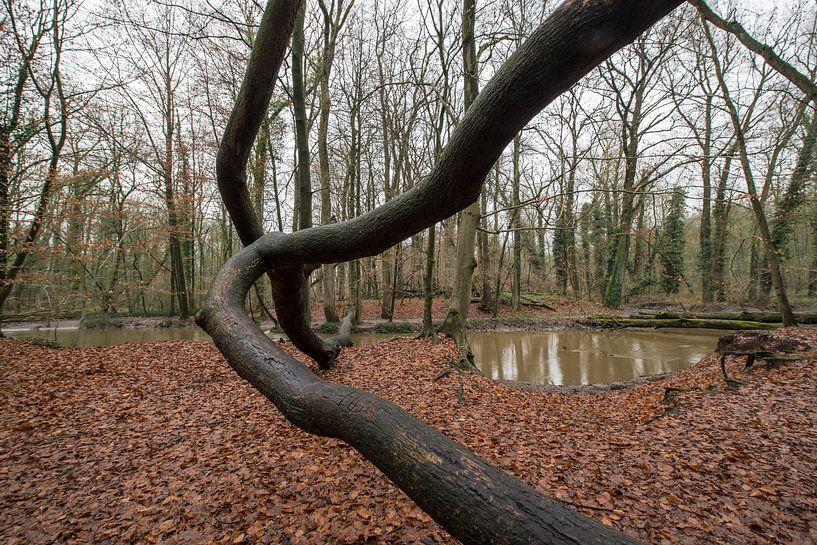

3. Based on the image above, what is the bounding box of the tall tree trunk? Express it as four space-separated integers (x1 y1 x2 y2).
699 97 714 303
704 22 795 325
164 91 189 319
438 0 480 345
421 225 436 337
711 143 735 302
317 0 351 324
478 184 493 308
511 133 522 310
292 4 312 233
602 55 645 308
291 2 312 325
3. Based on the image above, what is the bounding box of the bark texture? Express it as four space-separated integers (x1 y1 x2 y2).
203 0 683 541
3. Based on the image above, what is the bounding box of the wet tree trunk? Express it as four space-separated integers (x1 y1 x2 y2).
204 0 682 541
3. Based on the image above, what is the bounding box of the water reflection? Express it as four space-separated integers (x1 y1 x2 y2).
354 329 724 385
5 326 211 346
471 330 722 385
8 326 724 386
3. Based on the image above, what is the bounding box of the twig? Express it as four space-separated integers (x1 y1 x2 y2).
559 499 615 513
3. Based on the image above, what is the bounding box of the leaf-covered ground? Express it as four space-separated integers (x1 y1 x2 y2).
1 330 816 545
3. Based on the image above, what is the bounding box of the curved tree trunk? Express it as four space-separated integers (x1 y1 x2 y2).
206 0 683 540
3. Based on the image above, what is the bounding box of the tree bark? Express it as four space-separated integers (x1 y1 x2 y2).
199 234 646 545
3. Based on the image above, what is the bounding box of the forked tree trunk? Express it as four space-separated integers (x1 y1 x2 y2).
205 0 683 541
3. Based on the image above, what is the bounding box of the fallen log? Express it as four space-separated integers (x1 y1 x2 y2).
582 318 777 330
628 311 817 324
494 292 558 311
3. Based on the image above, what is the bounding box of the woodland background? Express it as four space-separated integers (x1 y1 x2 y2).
3 0 817 322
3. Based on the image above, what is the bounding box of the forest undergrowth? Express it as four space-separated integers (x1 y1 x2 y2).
1 330 815 544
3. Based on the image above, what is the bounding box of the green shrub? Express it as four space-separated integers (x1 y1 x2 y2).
372 322 417 334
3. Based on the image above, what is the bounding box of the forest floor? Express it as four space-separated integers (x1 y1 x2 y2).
2 329 816 544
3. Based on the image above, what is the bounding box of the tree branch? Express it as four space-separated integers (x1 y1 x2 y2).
689 0 817 103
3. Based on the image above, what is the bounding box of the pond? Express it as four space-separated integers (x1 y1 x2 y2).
5 326 724 386
353 329 724 385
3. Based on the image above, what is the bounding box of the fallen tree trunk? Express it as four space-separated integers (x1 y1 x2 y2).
496 292 558 311
582 317 776 330
201 0 684 542
630 310 817 324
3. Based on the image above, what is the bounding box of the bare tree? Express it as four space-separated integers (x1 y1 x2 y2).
702 18 796 325
0 0 73 312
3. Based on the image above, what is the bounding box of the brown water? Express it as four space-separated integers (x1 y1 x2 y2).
4 326 212 346
352 329 724 385
6 327 724 386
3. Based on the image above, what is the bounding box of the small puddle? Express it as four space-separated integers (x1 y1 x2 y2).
6 326 725 386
